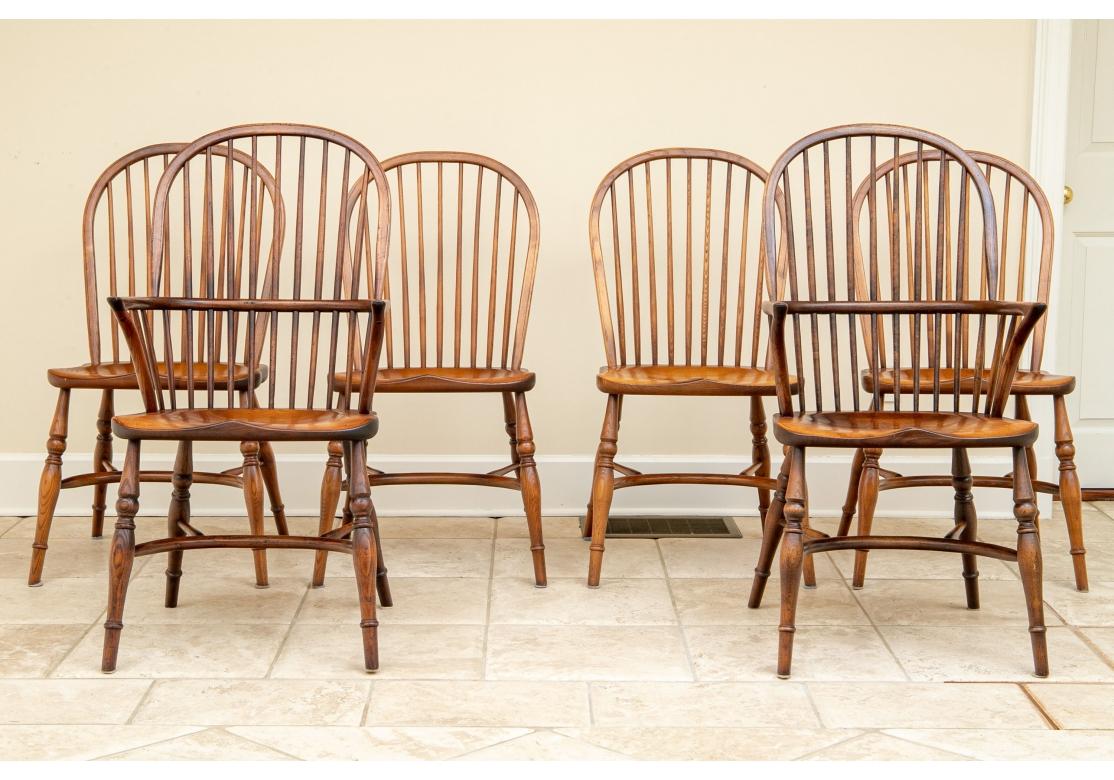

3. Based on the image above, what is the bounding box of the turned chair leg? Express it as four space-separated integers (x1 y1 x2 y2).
165 441 192 608
749 451 790 608
952 447 980 609
851 447 882 589
28 388 70 587
514 392 546 587
102 439 140 673
91 389 114 539
777 446 808 679
313 441 344 587
837 448 865 537
258 441 289 536
1053 394 1088 592
587 394 620 588
1012 446 1049 678
241 441 268 588
348 439 380 672
750 397 771 525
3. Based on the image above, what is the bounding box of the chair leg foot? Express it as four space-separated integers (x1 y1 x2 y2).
91 389 114 539
29 388 70 587
165 441 191 609
1013 446 1049 678
1053 394 1088 592
259 441 289 536
102 440 140 674
514 393 547 587
777 447 807 679
241 441 268 588
749 452 789 609
313 441 345 588
587 395 619 588
851 448 881 589
348 440 379 672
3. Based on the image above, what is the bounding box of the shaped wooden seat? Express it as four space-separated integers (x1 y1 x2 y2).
774 411 1037 449
584 148 787 587
48 361 265 390
860 367 1076 396
330 366 536 393
838 150 1088 591
747 125 1050 681
113 408 379 441
596 364 794 396
28 143 288 587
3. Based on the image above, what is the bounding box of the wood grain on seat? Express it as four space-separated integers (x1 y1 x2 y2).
596 365 797 396
112 408 378 441
48 361 266 390
774 411 1037 448
331 367 535 394
861 368 1075 397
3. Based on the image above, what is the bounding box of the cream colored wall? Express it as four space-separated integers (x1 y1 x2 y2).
0 20 1034 460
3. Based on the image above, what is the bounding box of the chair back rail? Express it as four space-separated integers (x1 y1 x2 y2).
82 142 283 365
761 124 1046 415
589 148 782 370
108 296 386 415
343 152 540 371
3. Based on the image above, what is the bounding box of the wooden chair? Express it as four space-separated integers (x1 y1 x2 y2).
837 150 1088 591
104 297 387 673
747 124 1050 679
100 123 393 673
29 143 288 587
585 149 792 587
317 152 546 587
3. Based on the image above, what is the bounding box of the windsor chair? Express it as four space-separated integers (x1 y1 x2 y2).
585 148 799 588
317 152 546 587
100 123 393 673
29 142 288 587
747 125 1050 679
836 150 1088 591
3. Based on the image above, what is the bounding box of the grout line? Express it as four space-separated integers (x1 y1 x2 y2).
445 727 540 760
655 538 696 681
832 551 913 681
45 613 104 678
790 729 868 760
874 730 976 760
584 681 595 727
800 682 827 729
479 518 498 682
90 725 211 761
219 726 305 760
123 680 157 725
263 581 312 680
837 550 913 677
1018 682 1062 729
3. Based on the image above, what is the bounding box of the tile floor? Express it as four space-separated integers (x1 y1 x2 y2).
1 504 1114 760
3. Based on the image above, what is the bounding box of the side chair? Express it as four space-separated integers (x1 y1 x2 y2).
836 150 1088 591
748 124 1050 679
29 142 288 587
584 148 801 588
317 152 547 587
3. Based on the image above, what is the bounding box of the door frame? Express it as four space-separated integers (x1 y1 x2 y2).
1028 19 1072 374
1029 20 1114 496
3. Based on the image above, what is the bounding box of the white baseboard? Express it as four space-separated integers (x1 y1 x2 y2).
0 451 1053 520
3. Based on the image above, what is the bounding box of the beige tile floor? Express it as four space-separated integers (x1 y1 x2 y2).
1 504 1114 760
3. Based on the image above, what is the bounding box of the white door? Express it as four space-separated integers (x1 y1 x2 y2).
1060 20 1114 488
